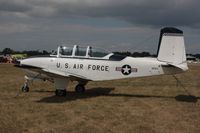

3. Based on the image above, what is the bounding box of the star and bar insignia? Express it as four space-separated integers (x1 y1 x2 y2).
116 65 137 75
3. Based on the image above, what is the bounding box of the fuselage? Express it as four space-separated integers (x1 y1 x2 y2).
18 56 182 82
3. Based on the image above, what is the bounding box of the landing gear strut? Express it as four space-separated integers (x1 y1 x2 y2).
75 84 85 93
55 89 67 96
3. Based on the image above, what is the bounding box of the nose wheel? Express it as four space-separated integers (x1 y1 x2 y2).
75 84 85 93
21 84 29 92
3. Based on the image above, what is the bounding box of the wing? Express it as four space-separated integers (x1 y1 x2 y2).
42 68 91 82
15 64 91 82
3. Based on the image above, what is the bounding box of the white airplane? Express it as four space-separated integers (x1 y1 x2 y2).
15 27 188 96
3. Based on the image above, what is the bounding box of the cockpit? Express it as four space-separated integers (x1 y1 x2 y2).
50 45 127 61
50 45 112 59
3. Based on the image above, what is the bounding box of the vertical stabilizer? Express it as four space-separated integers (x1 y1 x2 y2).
157 27 187 70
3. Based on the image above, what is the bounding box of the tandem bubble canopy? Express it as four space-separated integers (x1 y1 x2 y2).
50 45 113 59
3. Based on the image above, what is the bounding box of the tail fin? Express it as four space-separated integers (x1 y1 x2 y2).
157 27 188 71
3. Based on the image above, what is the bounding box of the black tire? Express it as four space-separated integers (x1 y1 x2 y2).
75 84 85 93
55 90 67 96
22 85 29 92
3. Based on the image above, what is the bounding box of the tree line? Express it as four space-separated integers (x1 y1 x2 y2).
0 48 50 56
0 47 200 58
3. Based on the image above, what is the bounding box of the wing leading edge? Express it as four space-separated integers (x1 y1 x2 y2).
15 64 90 82
42 68 91 81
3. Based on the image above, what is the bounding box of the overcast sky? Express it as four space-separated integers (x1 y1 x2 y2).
0 0 199 53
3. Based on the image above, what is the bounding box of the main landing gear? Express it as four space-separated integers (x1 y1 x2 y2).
55 84 86 96
75 84 85 93
55 89 67 96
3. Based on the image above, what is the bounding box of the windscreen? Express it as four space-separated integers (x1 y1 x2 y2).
60 46 73 56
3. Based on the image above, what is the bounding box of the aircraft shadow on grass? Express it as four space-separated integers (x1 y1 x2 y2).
35 87 199 103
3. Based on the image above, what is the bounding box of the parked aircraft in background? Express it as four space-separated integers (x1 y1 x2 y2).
15 27 188 96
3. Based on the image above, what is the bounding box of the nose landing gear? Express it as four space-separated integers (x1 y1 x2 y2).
22 76 30 92
21 83 29 92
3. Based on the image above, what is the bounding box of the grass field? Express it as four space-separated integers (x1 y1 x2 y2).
0 63 200 133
